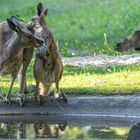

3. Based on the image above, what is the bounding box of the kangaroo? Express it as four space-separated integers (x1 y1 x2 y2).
116 29 140 52
28 3 67 104
0 16 44 106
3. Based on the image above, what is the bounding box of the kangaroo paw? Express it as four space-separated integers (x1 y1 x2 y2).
19 98 24 107
55 93 68 103
17 94 25 107
4 97 12 105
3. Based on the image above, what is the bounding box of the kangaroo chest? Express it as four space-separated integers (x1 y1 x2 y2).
42 56 56 83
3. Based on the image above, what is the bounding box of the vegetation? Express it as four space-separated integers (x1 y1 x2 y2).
0 122 129 139
0 0 140 95
0 0 140 56
1 63 140 95
61 126 129 139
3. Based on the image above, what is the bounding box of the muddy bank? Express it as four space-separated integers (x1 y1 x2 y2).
0 95 140 117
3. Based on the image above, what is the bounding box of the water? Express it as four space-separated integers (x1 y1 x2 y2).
0 123 129 139
0 115 139 140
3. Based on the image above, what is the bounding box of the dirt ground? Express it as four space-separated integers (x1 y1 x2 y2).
0 95 140 117
62 53 140 67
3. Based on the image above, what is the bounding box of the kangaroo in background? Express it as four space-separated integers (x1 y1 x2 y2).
116 29 140 52
0 12 41 107
28 3 67 104
0 16 44 106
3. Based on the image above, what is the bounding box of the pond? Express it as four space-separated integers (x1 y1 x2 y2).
0 115 139 140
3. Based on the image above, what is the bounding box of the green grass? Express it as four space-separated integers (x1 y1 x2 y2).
1 64 140 95
1 0 140 95
0 0 140 56
62 65 140 95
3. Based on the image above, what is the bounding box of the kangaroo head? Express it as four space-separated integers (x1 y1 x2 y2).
26 3 48 34
27 3 51 53
116 29 140 52
7 16 44 48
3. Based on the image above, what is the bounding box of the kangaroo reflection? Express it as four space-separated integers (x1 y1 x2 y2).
126 123 140 140
0 121 67 139
17 121 26 139
34 121 67 138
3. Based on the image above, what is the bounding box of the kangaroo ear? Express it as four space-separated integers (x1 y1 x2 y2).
41 9 48 17
39 9 48 26
11 16 20 26
7 18 17 32
11 16 27 32
37 3 43 16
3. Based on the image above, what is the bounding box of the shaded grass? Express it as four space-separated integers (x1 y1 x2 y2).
1 63 140 95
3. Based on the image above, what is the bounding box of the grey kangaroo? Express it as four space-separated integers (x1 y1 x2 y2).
0 16 44 106
28 3 67 104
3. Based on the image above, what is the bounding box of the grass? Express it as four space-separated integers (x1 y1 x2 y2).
0 0 140 95
1 64 140 95
0 0 140 56
49 65 140 95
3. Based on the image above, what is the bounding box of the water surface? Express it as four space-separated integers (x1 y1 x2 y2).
0 115 139 139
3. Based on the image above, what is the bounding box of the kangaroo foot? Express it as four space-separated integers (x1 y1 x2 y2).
17 94 25 107
55 93 68 103
4 96 12 105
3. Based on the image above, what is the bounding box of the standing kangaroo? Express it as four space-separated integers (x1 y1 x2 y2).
28 3 67 104
0 16 44 106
